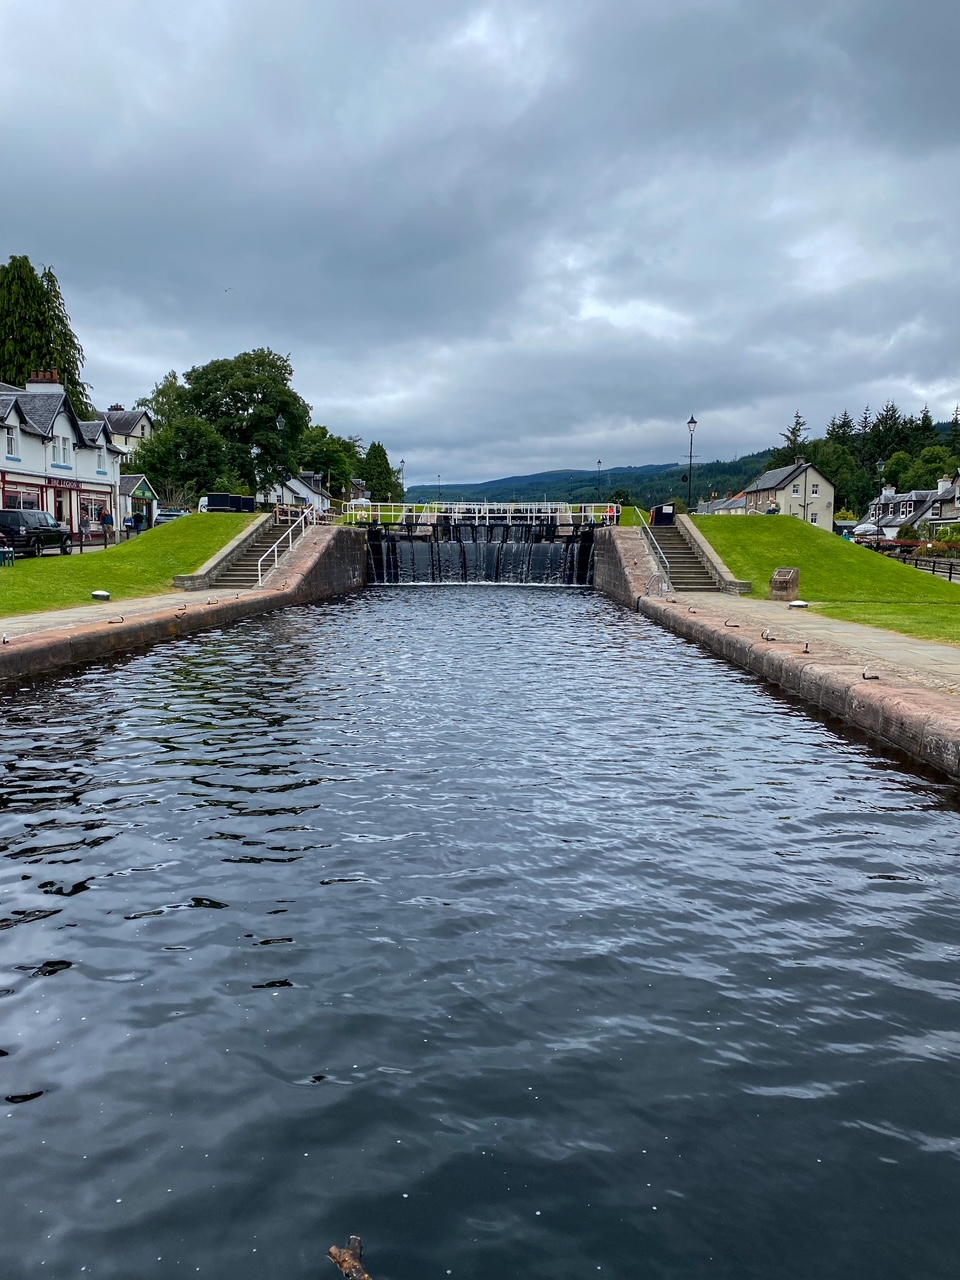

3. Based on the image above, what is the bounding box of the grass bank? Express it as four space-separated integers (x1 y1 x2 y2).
0 514 258 617
693 515 960 645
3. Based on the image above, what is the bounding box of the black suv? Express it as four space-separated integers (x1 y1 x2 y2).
0 509 73 556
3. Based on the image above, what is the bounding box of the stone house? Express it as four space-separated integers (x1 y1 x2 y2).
743 458 835 526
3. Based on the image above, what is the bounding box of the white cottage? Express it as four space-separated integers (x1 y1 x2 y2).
1 371 123 529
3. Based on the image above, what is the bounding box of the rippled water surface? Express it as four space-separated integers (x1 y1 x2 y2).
3 588 960 1279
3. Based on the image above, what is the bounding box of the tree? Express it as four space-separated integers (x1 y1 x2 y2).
0 254 92 414
900 446 958 492
182 349 310 494
124 418 227 507
298 424 365 499
361 441 399 502
769 411 808 468
826 409 855 446
882 450 914 491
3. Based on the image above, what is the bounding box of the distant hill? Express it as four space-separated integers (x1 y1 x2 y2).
405 451 774 510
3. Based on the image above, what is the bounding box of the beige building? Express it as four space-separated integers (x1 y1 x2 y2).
744 458 835 527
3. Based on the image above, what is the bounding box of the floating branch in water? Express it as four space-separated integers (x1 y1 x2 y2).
328 1235 374 1280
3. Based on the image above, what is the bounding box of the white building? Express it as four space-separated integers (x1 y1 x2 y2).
1 371 123 528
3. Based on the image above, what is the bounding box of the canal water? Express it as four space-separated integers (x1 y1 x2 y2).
2 588 960 1280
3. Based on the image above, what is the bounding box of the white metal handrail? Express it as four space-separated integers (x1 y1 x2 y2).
635 508 672 591
257 505 317 585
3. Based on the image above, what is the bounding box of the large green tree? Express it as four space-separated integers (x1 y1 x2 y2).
0 254 92 414
298 424 365 499
123 418 228 507
361 440 400 501
182 349 310 493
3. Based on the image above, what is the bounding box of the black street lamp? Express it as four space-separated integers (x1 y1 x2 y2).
687 415 697 509
437 473 442 505
596 459 602 503
875 459 885 552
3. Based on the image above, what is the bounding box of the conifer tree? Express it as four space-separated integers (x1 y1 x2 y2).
0 255 91 414
362 440 398 502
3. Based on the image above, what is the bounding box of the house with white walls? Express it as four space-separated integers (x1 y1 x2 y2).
1 371 123 528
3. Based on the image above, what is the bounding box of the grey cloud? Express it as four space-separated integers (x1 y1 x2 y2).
1 0 958 483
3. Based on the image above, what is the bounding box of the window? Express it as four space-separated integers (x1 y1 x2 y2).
810 512 818 524
811 483 819 495
792 484 800 495
900 502 908 517
4 426 15 457
96 448 105 471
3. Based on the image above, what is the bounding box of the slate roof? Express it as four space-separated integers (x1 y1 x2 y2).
120 473 158 498
15 390 66 436
744 463 806 494
78 420 107 446
103 409 150 436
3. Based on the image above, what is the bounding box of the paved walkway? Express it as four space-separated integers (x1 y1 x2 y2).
666 592 960 696
0 588 262 641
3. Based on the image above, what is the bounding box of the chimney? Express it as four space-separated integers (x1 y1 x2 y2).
881 484 895 499
108 403 125 412
794 455 806 465
26 369 63 389
938 475 952 495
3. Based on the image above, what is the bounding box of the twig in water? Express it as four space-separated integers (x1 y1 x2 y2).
328 1236 374 1280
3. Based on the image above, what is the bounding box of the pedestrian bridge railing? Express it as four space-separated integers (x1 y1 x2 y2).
338 501 621 526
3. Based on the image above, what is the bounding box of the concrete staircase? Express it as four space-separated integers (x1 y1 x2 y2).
211 520 304 591
649 524 719 591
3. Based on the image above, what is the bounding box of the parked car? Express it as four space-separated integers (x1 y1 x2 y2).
0 509 73 556
154 508 190 525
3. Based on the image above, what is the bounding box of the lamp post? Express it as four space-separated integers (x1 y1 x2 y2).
875 459 885 552
437 473 442 506
250 444 261 504
687 415 697 510
399 458 405 501
596 459 602 504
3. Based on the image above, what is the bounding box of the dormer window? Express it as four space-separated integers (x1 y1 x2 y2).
96 447 105 470
4 425 16 457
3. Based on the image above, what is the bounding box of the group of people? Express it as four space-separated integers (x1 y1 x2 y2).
78 507 144 543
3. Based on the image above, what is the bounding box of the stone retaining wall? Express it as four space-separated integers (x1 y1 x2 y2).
592 527 661 608
0 526 367 685
594 523 960 781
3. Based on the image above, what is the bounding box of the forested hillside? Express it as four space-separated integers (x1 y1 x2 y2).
406 451 773 509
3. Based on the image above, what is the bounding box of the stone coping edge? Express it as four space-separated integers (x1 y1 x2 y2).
0 526 367 686
637 595 960 782
173 513 272 590
677 514 751 594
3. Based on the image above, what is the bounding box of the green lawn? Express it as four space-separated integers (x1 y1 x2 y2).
693 515 960 645
618 507 650 527
0 514 258 617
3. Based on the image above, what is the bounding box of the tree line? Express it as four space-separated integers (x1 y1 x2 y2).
768 404 960 517
128 355 402 508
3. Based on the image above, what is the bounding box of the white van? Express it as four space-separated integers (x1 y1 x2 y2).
197 497 208 513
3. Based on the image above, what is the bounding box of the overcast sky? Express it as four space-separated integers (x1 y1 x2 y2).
2 0 958 483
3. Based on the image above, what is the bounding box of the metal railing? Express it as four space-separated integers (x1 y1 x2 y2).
634 509 672 591
899 555 960 583
338 501 621 526
257 505 317 586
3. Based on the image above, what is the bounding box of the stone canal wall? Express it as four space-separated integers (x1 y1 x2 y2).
0 525 367 685
593 525 960 781
592 527 661 608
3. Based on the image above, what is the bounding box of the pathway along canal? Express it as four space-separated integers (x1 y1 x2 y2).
2 587 960 1280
